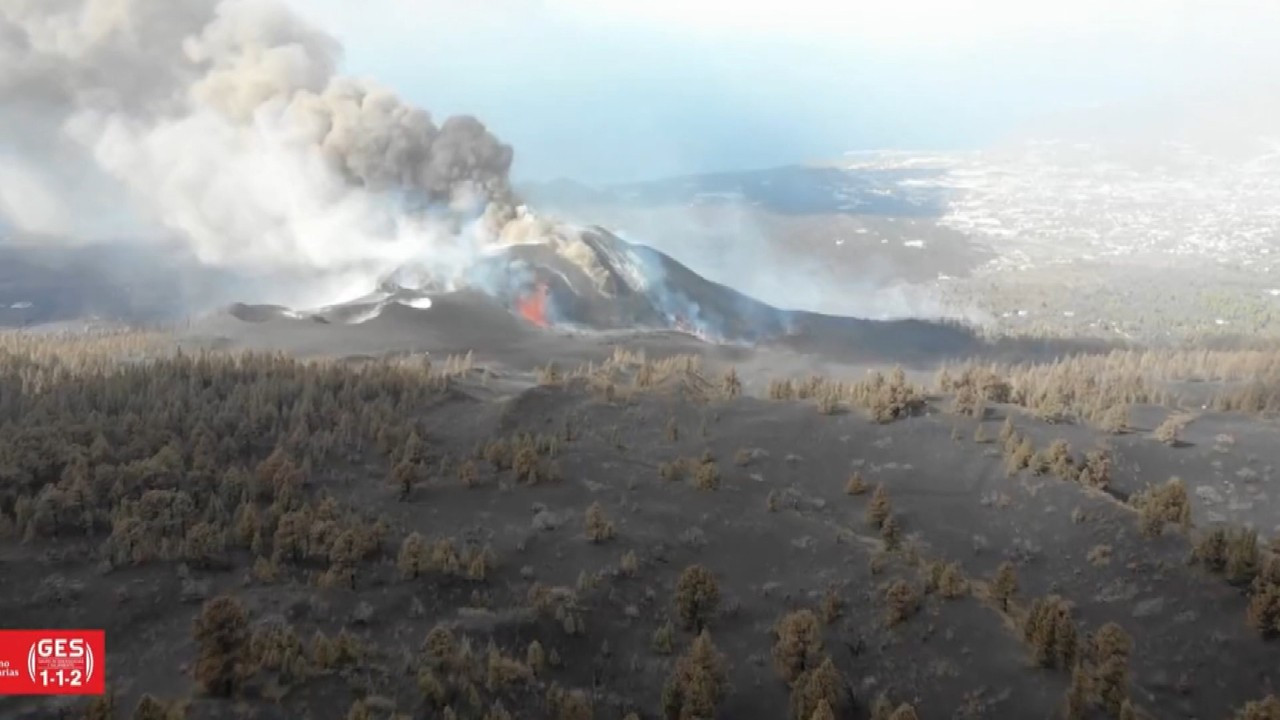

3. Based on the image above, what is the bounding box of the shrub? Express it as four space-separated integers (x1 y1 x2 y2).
973 423 989 443
772 609 824 683
484 439 511 470
675 565 721 631
465 545 493 582
952 382 985 418
311 630 337 670
883 580 919 626
809 700 836 720
722 367 742 398
870 695 894 720
584 502 615 543
888 704 920 720
817 392 841 415
1226 528 1261 584
483 702 514 717
1044 439 1074 479
486 648 533 692
1100 404 1129 434
820 589 843 624
1063 662 1090 719
790 656 845 720
537 363 561 385
1089 622 1132 716
333 629 365 668
937 563 968 599
83 692 116 720
868 552 888 575
457 459 480 488
693 461 720 491
767 490 781 512
393 458 424 502
880 515 901 550
192 595 251 697
513 444 540 484
177 520 226 569
999 417 1015 443
661 631 727 720
527 640 547 675
1005 437 1036 475
1153 415 1184 446
249 621 309 683
620 550 639 576
131 695 185 720
866 368 926 423
866 484 891 529
1078 449 1112 489
1193 527 1229 570
652 620 675 655
1135 477 1191 537
1196 526 1260 585
398 532 430 579
1023 595 1077 669
547 685 593 720
429 538 461 576
1087 545 1112 566
1247 580 1280 638
1236 696 1280 720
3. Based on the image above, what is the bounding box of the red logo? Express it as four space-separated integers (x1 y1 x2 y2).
0 630 104 695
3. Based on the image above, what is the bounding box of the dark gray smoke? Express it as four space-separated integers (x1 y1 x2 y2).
0 0 516 307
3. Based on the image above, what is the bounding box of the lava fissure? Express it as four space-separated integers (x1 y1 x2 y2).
517 282 551 328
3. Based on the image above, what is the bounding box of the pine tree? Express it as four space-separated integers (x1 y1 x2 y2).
192 595 250 696
992 561 1018 611
867 484 892 529
675 565 721 632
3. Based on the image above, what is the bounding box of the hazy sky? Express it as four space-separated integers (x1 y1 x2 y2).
224 1 1280 182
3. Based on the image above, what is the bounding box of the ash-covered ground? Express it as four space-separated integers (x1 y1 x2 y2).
1 280 1279 720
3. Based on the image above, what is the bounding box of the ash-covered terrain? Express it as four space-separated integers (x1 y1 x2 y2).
2 331 1280 720
2 1 1280 720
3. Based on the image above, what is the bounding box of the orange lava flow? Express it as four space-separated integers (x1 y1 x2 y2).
516 282 550 327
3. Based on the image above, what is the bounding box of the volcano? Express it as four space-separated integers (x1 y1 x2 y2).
459 220 996 359
463 223 792 341
303 219 985 362
190 215 1110 366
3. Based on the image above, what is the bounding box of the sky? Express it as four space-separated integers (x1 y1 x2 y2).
285 0 1280 183
87 1 1280 186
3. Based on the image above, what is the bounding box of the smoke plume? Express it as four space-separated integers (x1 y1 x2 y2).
0 0 516 307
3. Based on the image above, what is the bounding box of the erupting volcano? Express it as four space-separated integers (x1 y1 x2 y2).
0 0 991 365
185 206 990 368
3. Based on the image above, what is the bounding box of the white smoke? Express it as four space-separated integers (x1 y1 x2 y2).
0 0 516 307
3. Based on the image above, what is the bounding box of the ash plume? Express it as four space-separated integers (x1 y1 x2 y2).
0 0 516 307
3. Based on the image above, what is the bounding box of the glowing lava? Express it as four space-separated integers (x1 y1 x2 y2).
516 282 550 327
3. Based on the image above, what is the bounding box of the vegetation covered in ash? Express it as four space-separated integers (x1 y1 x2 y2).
1 331 1279 720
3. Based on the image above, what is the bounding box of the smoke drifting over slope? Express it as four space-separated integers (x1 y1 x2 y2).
1 0 980 348
0 0 515 306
